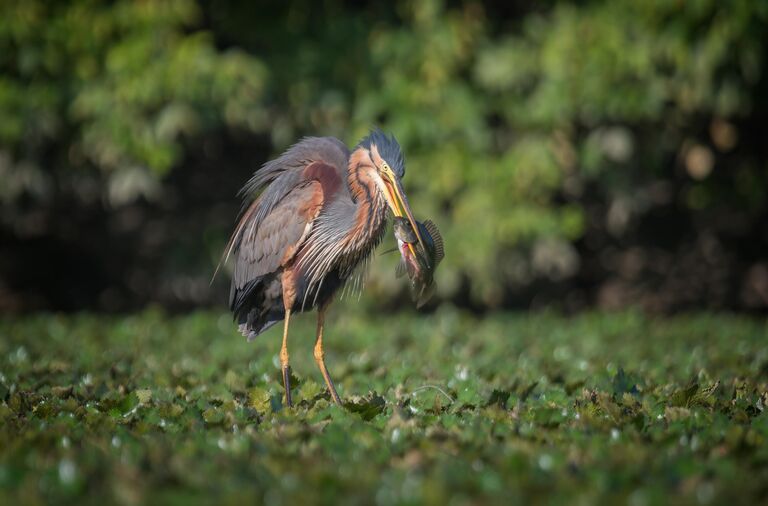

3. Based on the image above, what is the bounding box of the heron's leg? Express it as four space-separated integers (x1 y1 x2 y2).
280 308 293 408
314 306 342 405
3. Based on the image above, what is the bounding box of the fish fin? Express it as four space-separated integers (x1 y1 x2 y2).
395 259 407 278
416 282 436 309
422 220 444 264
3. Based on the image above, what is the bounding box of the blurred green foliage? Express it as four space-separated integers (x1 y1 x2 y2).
0 0 267 203
2 310 767 503
1 0 767 307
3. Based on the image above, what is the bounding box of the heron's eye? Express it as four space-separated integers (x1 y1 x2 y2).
381 162 391 173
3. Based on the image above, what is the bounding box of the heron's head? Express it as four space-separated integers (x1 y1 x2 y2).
356 129 426 253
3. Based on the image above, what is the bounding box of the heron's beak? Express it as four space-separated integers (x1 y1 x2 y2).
382 170 428 265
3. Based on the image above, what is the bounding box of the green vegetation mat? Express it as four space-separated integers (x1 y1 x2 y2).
1 310 767 505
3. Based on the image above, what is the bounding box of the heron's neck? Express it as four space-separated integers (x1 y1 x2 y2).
345 149 388 250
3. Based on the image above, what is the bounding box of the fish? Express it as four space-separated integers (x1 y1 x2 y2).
393 217 444 308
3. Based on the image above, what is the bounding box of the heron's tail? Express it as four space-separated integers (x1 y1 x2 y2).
230 275 285 341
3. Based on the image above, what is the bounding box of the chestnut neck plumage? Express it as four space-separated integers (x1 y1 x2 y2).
293 145 391 303
341 147 388 261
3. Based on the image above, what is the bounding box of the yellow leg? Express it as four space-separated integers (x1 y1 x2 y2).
314 307 342 405
280 308 293 407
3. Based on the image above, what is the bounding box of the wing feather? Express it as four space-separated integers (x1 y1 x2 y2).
232 181 323 291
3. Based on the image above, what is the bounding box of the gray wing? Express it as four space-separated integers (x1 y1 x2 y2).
238 136 349 232
231 180 323 297
221 136 349 270
226 137 350 318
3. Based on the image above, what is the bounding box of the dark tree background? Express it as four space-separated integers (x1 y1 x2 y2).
1 0 767 313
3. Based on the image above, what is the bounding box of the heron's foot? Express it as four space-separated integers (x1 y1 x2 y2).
282 366 293 408
325 377 342 406
314 349 342 405
313 305 342 406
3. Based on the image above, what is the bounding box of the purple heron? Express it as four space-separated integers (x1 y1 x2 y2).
224 130 424 407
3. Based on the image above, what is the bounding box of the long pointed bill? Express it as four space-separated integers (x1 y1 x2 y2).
382 171 429 267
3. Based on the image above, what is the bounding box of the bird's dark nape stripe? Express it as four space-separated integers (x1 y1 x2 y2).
353 167 374 205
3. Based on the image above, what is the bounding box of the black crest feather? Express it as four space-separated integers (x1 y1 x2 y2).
357 128 405 177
